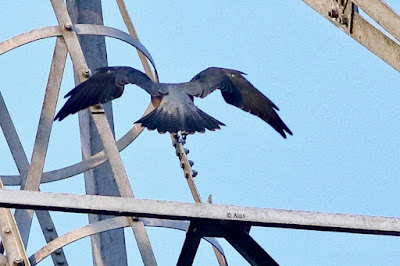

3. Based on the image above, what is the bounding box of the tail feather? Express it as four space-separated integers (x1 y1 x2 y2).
136 106 224 134
198 109 224 130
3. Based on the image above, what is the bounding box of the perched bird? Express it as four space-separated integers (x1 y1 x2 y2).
54 67 292 138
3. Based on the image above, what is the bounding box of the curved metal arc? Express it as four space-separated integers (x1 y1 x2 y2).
29 217 227 265
0 24 160 186
1 104 154 186
0 24 158 80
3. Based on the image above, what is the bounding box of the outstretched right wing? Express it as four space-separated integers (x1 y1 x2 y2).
188 67 292 138
54 67 164 121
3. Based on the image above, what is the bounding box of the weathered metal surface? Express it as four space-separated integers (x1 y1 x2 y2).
0 23 159 186
0 181 30 266
29 217 226 265
0 25 157 78
352 0 400 43
13 36 67 249
0 90 68 264
35 210 68 266
115 0 157 81
2 189 400 236
172 134 202 203
0 94 29 176
223 225 278 265
302 0 400 73
50 0 157 264
171 134 227 265
67 1 129 265
177 223 202 266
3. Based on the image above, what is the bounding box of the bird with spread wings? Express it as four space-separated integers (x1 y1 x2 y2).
54 67 292 138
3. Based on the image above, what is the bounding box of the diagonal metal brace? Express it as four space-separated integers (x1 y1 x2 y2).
177 220 278 266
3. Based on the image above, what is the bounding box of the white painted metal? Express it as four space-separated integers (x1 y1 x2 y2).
1 189 400 236
302 0 400 72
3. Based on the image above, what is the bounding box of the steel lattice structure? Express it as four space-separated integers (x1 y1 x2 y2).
1 0 400 265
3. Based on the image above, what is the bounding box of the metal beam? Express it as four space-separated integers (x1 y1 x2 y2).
224 225 278 265
66 1 129 265
177 223 202 266
302 0 400 73
1 189 400 236
30 217 227 265
51 1 157 264
0 81 68 264
0 182 29 266
352 0 400 43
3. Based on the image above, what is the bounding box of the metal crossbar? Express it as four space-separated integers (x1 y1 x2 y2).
1 0 400 265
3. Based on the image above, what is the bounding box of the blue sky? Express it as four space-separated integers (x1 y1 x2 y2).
1 1 400 265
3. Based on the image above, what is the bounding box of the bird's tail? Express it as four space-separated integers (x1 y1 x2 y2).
135 106 225 134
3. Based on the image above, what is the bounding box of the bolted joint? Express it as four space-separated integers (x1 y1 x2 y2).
13 257 24 266
179 137 186 145
64 23 73 31
328 9 339 18
338 16 349 26
192 170 198 177
82 69 91 78
46 226 54 232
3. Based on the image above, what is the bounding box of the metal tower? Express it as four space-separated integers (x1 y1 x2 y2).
1 0 400 265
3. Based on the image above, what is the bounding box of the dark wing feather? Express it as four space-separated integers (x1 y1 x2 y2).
54 67 164 121
188 67 292 138
221 72 292 138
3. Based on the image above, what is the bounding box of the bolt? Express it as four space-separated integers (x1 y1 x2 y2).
192 170 198 177
64 23 73 30
54 249 62 255
207 194 213 204
188 160 194 166
13 257 23 266
56 259 65 265
339 16 349 26
328 9 339 18
82 69 91 78
184 148 189 154
46 226 54 232
3 228 11 234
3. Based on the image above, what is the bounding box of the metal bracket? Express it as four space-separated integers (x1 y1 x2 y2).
328 0 356 33
177 221 277 265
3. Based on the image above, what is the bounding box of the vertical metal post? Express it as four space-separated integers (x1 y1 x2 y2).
66 1 128 265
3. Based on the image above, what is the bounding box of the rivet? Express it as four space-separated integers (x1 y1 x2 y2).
13 257 23 265
3 228 11 234
82 69 91 78
54 249 62 255
192 170 198 177
328 9 339 18
64 23 73 30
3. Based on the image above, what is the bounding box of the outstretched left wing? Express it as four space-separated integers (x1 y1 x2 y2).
54 67 164 121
